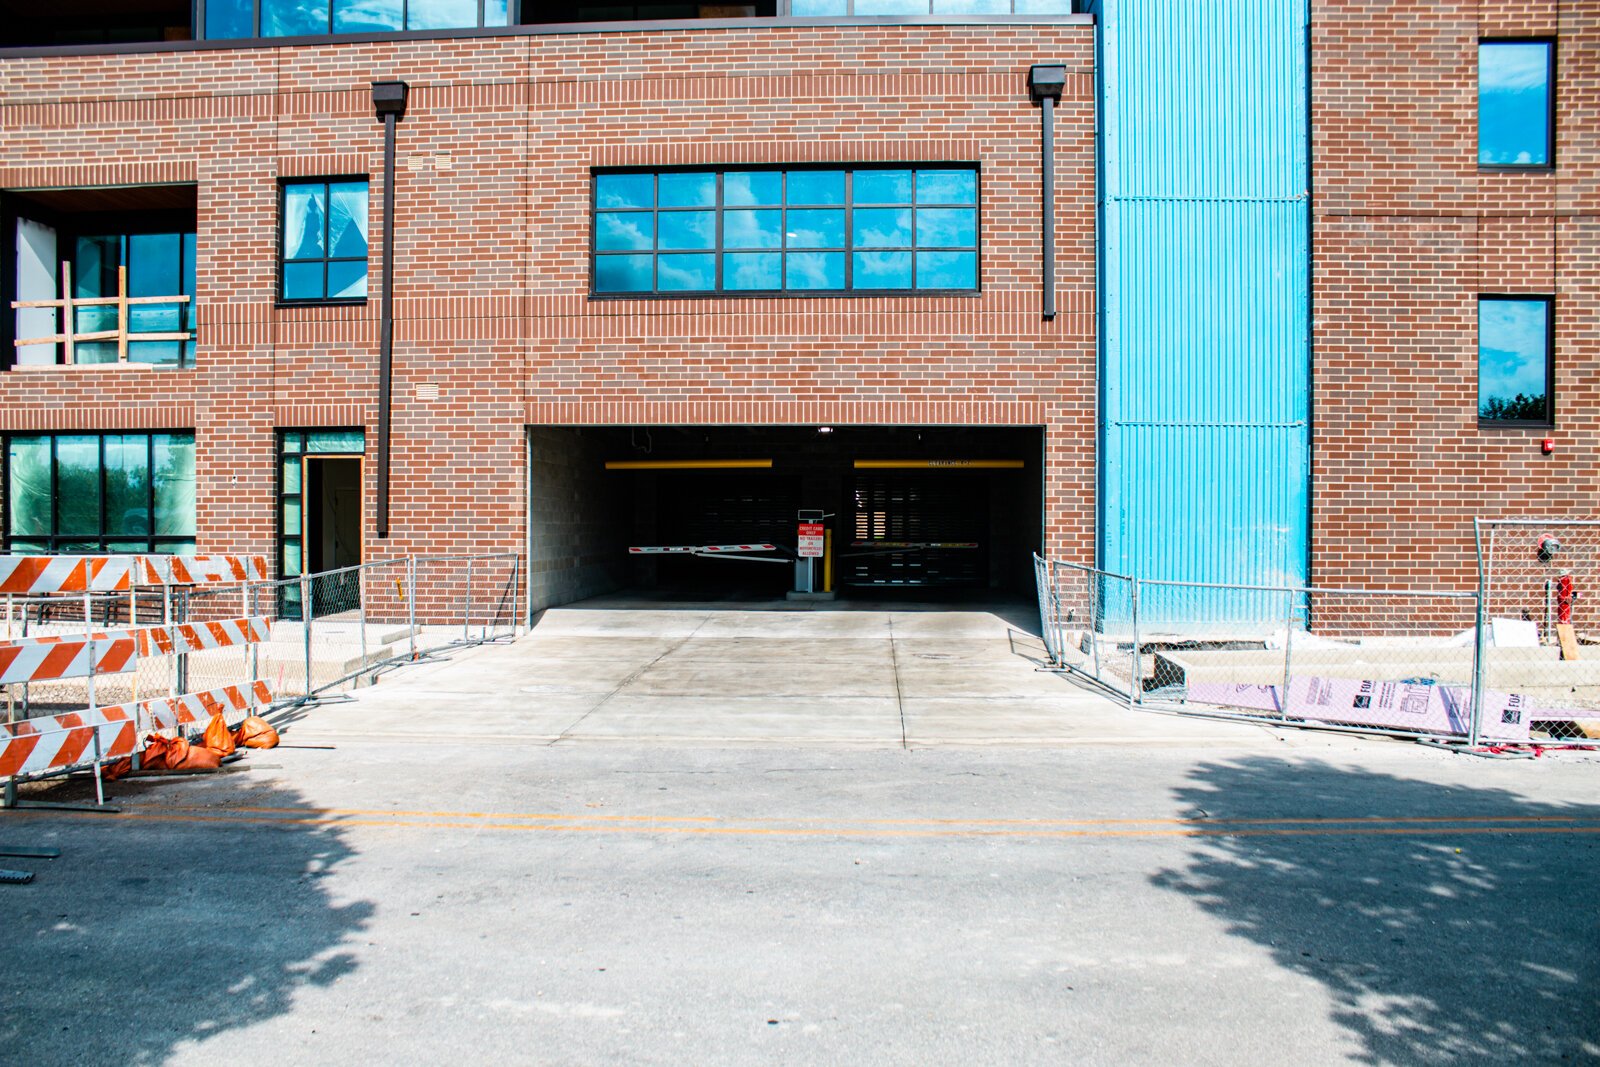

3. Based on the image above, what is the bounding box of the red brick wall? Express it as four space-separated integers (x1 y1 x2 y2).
1312 0 1599 594
0 23 1098 590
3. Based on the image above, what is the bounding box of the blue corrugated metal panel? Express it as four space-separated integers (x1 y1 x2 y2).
1097 0 1311 620
1101 0 1307 202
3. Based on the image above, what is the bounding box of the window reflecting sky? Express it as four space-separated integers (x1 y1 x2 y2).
1479 42 1552 166
1479 298 1549 418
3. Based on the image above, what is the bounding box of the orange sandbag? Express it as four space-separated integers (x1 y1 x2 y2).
202 712 236 756
232 715 280 750
139 734 178 771
166 739 222 772
101 757 133 781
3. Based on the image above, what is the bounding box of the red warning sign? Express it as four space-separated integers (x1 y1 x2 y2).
797 523 825 559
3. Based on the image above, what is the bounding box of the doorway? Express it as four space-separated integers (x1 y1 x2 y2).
303 455 362 618
303 455 362 573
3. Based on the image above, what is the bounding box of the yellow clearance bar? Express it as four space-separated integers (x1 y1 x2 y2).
604 459 774 470
853 459 1026 470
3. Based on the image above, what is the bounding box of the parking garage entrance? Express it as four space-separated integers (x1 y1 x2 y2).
525 425 1044 609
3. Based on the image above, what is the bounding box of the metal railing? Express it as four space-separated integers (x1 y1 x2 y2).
232 552 522 703
2 552 523 720
1035 549 1599 750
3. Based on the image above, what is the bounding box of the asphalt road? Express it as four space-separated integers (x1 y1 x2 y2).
4 740 1598 1065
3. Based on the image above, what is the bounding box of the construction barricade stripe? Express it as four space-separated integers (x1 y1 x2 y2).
136 680 273 735
134 616 269 657
135 555 269 586
0 636 138 686
0 555 135 595
0 707 139 778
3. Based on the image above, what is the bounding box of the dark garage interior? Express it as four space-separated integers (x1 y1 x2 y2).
526 425 1044 610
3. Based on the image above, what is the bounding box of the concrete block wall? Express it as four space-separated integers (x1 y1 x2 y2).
526 427 627 612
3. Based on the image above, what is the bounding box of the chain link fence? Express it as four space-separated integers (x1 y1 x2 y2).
1 552 523 722
1035 545 1593 749
1476 519 1600 745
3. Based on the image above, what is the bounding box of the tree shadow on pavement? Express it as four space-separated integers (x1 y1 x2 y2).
1151 756 1600 1065
1 773 372 1066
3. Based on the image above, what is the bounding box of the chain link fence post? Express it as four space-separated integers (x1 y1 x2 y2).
1470 518 1488 749
1281 587 1296 721
300 573 312 699
464 557 474 643
407 556 418 661
358 565 369 688
1129 574 1141 709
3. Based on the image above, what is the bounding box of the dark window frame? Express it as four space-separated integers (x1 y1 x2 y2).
1477 37 1557 172
1 430 198 554
276 176 371 308
1477 293 1555 429
589 163 983 299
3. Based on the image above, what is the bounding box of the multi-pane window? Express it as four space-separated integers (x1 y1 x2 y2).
3 433 196 554
1478 296 1553 425
592 166 980 296
1479 40 1554 167
205 0 511 39
280 180 369 303
73 232 197 366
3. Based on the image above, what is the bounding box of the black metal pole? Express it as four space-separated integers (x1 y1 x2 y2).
1041 93 1057 322
371 79 407 538
377 109 396 538
1028 64 1066 324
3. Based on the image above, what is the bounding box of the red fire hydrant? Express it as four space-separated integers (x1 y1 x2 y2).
1557 572 1577 625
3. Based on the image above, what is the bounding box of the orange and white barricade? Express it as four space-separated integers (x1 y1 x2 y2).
134 555 269 586
0 706 138 780
136 680 273 735
0 555 135 596
1 551 278 804
134 617 269 657
0 631 138 687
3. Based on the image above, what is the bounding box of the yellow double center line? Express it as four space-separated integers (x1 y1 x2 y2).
16 805 1600 840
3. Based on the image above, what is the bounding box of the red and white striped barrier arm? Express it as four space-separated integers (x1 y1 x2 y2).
136 555 269 586
137 680 273 735
0 707 138 779
628 544 779 554
0 555 135 595
134 617 269 657
0 633 138 686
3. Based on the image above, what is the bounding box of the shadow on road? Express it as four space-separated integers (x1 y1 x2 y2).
1152 757 1600 1063
2 775 371 1065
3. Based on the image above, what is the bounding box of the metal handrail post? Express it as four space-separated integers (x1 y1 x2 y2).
1129 575 1141 708
300 574 312 699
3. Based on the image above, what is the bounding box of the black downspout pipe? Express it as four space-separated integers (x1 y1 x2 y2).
371 80 408 539
1028 65 1067 322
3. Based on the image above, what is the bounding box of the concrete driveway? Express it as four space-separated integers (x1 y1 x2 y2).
283 596 1286 748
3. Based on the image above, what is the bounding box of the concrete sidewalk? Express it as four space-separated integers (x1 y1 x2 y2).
279 597 1310 749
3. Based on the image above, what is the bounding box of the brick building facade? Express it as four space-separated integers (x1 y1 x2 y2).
1312 0 1597 593
0 2 1594 618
